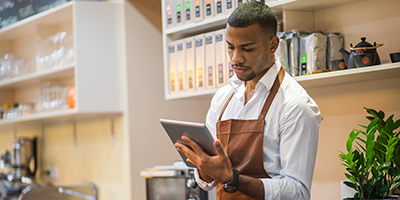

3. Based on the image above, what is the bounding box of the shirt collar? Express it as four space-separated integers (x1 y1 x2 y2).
229 59 281 92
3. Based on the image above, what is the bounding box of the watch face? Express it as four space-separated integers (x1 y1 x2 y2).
223 184 238 193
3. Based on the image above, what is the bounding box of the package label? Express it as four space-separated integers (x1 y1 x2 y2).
301 53 307 75
196 39 203 47
188 70 193 89
206 36 212 44
187 41 192 48
178 43 183 51
195 0 201 18
179 71 184 90
217 0 222 13
167 5 173 24
206 0 212 16
185 1 191 20
218 63 224 83
198 68 203 87
216 34 223 42
227 0 232 9
169 46 175 53
170 73 176 92
176 4 182 23
228 62 234 78
208 66 213 86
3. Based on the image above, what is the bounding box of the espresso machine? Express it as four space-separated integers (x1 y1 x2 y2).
0 137 38 200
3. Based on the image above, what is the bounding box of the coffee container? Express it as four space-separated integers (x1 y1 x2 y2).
184 0 194 24
204 32 216 89
169 41 178 94
165 0 175 28
204 0 215 19
176 39 186 92
194 0 204 22
215 29 228 88
195 34 206 90
185 37 196 91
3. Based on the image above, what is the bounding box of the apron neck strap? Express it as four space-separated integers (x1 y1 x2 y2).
257 67 285 120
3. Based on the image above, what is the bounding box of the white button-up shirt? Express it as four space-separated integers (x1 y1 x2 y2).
195 61 321 200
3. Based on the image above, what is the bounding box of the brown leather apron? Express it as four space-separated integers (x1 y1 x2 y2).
215 68 285 200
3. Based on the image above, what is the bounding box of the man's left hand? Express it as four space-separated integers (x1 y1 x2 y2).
175 136 233 184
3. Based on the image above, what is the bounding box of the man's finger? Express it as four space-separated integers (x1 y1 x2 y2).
214 139 227 156
175 142 199 165
182 136 206 156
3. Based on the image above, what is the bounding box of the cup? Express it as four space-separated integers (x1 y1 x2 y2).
354 53 376 67
390 52 400 63
331 59 346 70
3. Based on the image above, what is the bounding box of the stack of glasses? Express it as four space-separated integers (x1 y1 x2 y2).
0 54 31 82
36 32 75 71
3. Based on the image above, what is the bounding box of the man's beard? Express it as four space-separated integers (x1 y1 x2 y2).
232 64 256 82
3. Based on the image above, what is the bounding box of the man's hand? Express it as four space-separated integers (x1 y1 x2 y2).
174 136 233 184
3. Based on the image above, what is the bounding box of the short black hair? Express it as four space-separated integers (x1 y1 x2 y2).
227 1 277 37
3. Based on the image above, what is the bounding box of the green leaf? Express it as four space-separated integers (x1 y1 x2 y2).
393 174 400 182
344 181 357 190
390 181 400 191
366 116 375 121
366 118 379 133
377 111 385 120
371 167 379 178
394 119 400 130
364 107 379 118
345 173 356 183
377 162 391 172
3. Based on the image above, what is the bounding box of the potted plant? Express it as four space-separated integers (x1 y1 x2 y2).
339 107 400 199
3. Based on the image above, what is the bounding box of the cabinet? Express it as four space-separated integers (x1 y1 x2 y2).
161 0 400 100
0 1 123 130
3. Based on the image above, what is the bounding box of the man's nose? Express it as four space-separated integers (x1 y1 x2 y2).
231 49 244 65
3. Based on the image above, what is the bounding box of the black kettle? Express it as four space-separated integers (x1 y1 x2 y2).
339 37 383 69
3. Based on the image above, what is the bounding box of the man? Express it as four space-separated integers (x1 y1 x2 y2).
175 2 321 200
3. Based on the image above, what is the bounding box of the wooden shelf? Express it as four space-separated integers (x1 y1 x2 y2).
0 109 121 130
0 63 75 90
165 62 400 100
294 62 400 88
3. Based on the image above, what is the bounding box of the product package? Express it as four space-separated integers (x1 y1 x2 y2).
214 29 227 88
194 0 204 22
225 0 235 14
195 34 206 90
165 0 175 29
184 0 194 24
185 37 196 91
280 30 301 77
299 31 327 75
275 35 289 74
236 0 246 7
67 86 76 109
327 32 344 70
168 42 178 93
175 0 185 26
205 0 215 19
204 32 216 89
215 0 225 16
225 34 234 81
176 39 186 92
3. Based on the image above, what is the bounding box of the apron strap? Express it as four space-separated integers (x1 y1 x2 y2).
218 92 234 121
258 67 285 120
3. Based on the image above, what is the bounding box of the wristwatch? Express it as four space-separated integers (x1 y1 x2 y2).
223 168 239 193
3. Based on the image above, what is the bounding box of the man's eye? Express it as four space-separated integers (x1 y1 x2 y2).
243 48 253 52
227 46 234 50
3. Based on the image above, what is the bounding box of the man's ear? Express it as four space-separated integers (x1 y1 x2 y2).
270 35 279 54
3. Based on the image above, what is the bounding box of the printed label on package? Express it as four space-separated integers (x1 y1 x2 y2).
188 70 193 89
218 63 224 83
177 43 183 51
227 0 232 9
216 34 223 42
169 46 175 53
187 41 192 48
206 36 212 44
206 0 211 16
167 5 172 24
208 66 213 86
0 0 71 29
198 68 203 87
176 4 181 23
195 0 201 18
170 73 175 91
196 39 203 47
301 53 307 75
217 0 222 13
185 1 191 20
179 72 184 90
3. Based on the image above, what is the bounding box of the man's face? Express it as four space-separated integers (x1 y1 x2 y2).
226 24 276 82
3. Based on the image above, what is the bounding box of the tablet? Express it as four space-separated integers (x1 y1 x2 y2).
160 119 217 168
